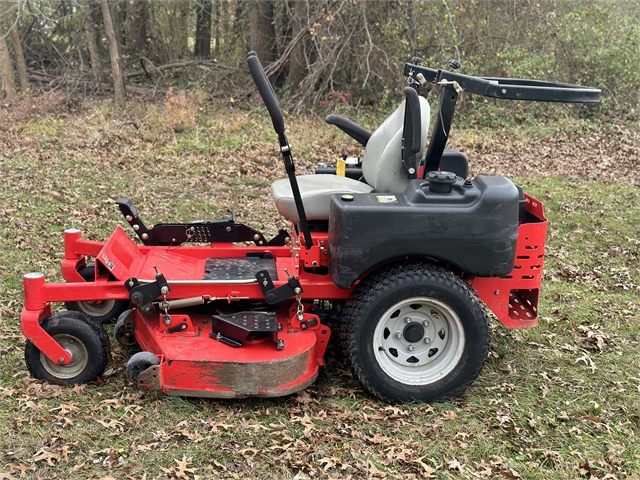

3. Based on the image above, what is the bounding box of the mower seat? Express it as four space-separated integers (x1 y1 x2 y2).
272 96 431 221
272 175 373 221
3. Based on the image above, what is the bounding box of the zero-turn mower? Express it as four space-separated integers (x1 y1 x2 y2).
20 53 599 403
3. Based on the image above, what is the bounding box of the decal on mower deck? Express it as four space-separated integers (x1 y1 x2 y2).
101 254 115 271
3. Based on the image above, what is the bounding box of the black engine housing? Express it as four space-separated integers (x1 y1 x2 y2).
328 176 520 288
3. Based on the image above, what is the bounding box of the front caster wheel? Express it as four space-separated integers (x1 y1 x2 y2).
126 351 160 384
340 262 490 404
25 311 111 385
65 262 130 324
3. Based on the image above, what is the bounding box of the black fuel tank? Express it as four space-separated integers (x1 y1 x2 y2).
328 176 520 288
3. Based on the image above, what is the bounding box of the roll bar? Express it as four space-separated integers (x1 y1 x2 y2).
404 63 601 103
404 62 601 175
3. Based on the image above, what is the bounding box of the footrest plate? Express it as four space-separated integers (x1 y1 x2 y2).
203 258 277 281
211 312 279 347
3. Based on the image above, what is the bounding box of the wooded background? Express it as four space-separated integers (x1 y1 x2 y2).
0 0 638 115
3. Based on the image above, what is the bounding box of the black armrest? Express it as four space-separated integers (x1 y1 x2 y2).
325 114 371 147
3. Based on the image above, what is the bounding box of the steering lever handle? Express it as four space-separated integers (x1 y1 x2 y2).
247 52 285 138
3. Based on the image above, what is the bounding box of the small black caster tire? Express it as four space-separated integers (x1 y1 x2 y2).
114 310 138 347
126 351 160 384
340 262 490 404
25 311 111 385
65 263 130 324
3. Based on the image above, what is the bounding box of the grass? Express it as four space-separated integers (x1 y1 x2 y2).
0 93 639 479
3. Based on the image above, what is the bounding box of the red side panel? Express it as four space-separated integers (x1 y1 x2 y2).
471 194 547 329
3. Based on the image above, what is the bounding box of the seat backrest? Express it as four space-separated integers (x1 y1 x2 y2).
362 96 430 193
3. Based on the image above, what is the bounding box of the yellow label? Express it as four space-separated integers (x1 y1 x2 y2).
336 158 346 177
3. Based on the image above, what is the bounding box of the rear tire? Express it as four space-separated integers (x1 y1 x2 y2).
65 263 129 324
25 311 111 385
340 262 490 404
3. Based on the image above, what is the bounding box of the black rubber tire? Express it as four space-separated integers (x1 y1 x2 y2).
126 351 160 384
65 263 130 324
114 310 138 347
25 311 111 385
340 262 490 404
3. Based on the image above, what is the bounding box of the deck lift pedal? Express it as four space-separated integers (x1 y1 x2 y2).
20 54 599 403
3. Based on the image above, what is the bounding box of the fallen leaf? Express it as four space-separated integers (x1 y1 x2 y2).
442 410 458 420
0 472 20 480
33 448 59 466
175 454 195 479
7 463 36 479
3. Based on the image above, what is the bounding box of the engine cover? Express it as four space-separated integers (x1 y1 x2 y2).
328 176 520 288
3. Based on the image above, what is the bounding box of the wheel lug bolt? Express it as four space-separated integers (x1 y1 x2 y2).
424 337 431 344
423 320 429 327
396 332 402 339
408 345 414 352
405 317 411 323
58 357 65 364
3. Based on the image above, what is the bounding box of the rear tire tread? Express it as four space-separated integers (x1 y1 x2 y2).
340 261 489 404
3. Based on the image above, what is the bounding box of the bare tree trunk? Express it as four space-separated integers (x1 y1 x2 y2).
0 33 15 100
249 0 276 67
212 0 221 55
78 0 102 83
125 0 147 55
1 0 28 94
195 0 212 58
234 1 247 55
173 0 190 61
289 0 308 92
99 0 126 107
109 0 123 50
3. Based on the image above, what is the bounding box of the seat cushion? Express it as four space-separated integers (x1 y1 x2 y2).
272 174 373 221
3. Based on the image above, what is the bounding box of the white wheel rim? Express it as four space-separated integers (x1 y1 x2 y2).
40 334 89 379
76 299 116 317
373 296 465 386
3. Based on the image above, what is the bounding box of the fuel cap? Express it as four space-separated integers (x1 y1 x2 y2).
426 171 457 193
